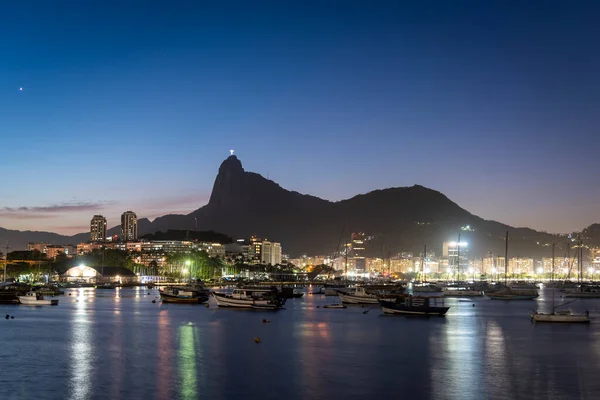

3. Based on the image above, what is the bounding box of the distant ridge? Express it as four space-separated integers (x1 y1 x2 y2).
0 155 592 257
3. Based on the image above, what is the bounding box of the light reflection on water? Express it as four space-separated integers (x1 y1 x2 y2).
178 324 199 400
69 288 92 400
1 288 600 400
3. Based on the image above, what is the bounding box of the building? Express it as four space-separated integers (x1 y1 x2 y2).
45 245 66 259
90 215 107 242
591 248 600 271
121 211 138 241
195 242 225 258
351 232 366 272
27 242 48 253
442 241 468 276
261 241 282 265
508 258 535 276
62 265 138 284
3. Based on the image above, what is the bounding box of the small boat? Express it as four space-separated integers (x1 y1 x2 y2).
486 287 538 300
531 245 590 323
564 285 600 298
95 283 116 289
212 288 286 309
18 292 58 306
251 304 280 310
442 287 483 297
380 296 449 316
338 287 397 304
531 309 590 323
159 287 209 304
310 287 324 295
413 283 443 293
323 304 346 309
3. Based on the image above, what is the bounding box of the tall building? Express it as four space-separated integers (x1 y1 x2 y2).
121 211 138 241
351 232 366 272
442 241 468 276
261 241 282 265
90 215 107 242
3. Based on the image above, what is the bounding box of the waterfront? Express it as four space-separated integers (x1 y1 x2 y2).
1 287 599 400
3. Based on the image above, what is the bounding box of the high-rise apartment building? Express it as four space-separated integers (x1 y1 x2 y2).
261 241 282 265
351 232 366 271
121 211 138 241
90 215 107 242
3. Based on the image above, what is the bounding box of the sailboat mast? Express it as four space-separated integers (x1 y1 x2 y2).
457 233 461 282
552 243 555 310
504 231 509 286
423 244 427 282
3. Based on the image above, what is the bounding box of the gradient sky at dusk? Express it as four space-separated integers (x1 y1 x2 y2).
1 1 599 235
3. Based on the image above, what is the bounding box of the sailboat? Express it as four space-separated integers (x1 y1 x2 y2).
486 231 538 300
532 244 590 322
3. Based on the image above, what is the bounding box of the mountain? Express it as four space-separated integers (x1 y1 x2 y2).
149 155 562 257
0 155 590 257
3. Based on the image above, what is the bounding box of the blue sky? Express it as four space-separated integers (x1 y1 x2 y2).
1 1 599 234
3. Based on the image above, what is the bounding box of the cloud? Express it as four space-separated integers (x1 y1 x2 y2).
0 201 116 216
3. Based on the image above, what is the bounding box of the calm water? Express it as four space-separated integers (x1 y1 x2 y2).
1 287 599 400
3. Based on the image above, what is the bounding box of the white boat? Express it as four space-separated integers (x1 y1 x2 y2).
564 285 600 298
531 244 590 323
212 288 285 309
18 292 58 306
323 303 346 309
442 288 483 297
338 287 396 304
531 309 590 323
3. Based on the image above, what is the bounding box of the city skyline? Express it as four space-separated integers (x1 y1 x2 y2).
1 2 599 235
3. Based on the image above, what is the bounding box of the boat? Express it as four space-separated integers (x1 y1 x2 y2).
323 303 346 309
487 231 538 300
531 243 590 322
212 287 286 309
532 309 590 323
380 296 449 316
413 283 443 293
18 292 58 306
337 287 397 304
310 287 324 295
159 287 209 304
95 283 116 289
486 287 539 300
564 285 600 298
442 287 483 297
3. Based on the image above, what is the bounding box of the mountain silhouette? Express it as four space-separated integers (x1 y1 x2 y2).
0 155 586 257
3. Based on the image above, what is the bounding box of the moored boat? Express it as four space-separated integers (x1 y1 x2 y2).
159 287 209 304
380 296 449 316
18 292 58 306
337 287 397 304
212 287 285 309
323 303 346 309
486 287 538 300
531 309 590 323
442 287 483 297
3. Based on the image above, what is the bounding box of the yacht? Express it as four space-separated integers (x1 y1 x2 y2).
337 287 396 304
380 295 449 316
212 287 286 309
18 292 58 306
159 286 209 304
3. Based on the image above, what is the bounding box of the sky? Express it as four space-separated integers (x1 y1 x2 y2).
0 1 599 235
